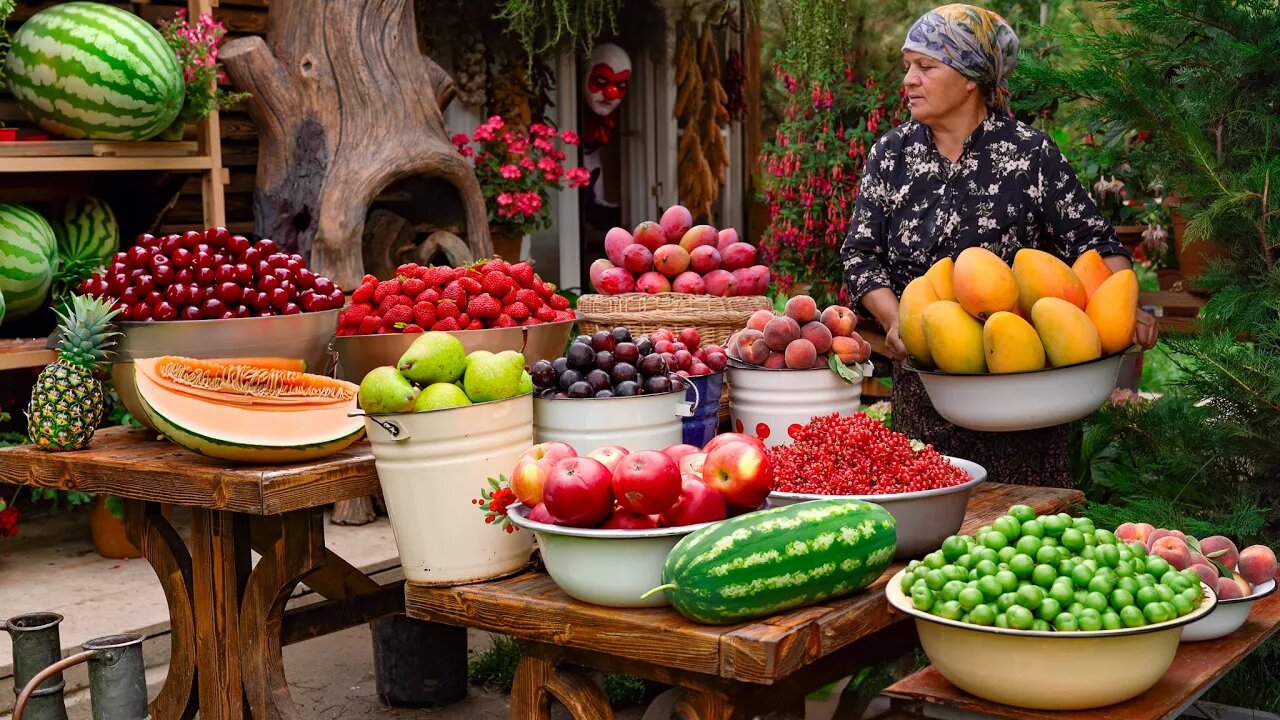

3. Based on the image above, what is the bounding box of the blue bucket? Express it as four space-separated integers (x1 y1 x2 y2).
682 371 724 447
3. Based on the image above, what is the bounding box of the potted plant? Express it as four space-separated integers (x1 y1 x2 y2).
452 117 591 261
156 10 249 141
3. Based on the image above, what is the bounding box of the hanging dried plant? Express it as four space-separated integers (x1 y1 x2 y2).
454 31 488 107
724 48 746 121
495 0 620 59
698 26 730 189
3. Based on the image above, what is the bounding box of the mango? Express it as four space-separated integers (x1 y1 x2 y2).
899 276 940 367
953 247 1018 320
922 301 986 374
1086 269 1138 355
1031 297 1102 367
983 312 1046 373
1072 249 1114 301
1012 248 1088 316
925 257 956 301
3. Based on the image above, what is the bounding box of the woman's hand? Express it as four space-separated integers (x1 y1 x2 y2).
1135 308 1158 350
860 288 910 361
885 320 910 361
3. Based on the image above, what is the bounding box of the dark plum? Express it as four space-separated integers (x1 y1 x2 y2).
558 369 583 389
566 381 593 399
585 369 611 393
594 350 616 373
610 362 637 385
551 357 569 376
635 336 655 356
575 335 592 345
530 359 556 388
614 380 640 397
594 389 614 399
610 326 632 344
566 342 596 368
669 375 687 392
591 330 617 353
644 375 672 394
614 342 639 364
638 354 668 376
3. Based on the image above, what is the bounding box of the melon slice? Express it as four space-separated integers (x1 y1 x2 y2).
134 356 364 464
208 357 308 372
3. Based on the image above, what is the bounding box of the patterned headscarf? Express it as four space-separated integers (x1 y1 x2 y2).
903 4 1020 110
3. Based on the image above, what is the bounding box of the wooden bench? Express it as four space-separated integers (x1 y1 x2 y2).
882 575 1280 720
405 482 1083 719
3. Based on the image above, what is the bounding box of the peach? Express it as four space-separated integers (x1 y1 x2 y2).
1238 545 1278 585
716 227 740 252
1216 575 1245 600
784 295 819 324
1151 535 1192 570
633 221 667 252
800 321 833 354
811 354 828 369
1190 562 1219 588
622 243 654 274
1233 572 1254 597
672 271 706 294
740 336 771 366
763 351 787 369
821 305 857 337
597 267 636 295
1199 536 1239 570
689 246 722 274
589 258 615 291
1115 522 1142 543
763 316 801 352
635 271 671 294
720 243 758 271
604 227 633 266
783 338 817 369
653 245 691 278
660 205 694 243
1145 528 1178 550
679 225 720 253
746 309 775 332
702 269 737 296
831 335 870 363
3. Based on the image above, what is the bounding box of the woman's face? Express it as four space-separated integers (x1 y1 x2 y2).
902 50 980 125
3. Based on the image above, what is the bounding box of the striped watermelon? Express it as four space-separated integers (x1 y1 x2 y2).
653 499 897 624
54 196 118 267
5 3 185 141
0 204 56 319
0 289 6 326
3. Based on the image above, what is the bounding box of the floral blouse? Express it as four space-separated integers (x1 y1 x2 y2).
840 113 1129 304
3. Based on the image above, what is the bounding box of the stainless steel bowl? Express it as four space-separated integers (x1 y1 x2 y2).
109 309 340 431
333 318 575 383
769 456 986 558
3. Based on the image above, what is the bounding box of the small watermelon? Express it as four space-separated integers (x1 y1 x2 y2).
0 289 7 326
0 204 56 319
5 3 185 141
54 196 119 267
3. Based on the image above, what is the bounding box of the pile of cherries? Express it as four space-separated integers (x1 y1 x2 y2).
77 228 344 321
530 326 688 399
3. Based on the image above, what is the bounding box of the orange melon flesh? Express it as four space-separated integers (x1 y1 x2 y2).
138 356 355 408
208 357 308 372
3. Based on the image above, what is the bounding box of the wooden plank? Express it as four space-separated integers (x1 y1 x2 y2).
0 425 379 514
0 338 56 371
885 575 1280 720
0 155 215 172
189 509 248 720
279 581 405 646
1139 290 1207 310
0 140 197 157
138 4 268 33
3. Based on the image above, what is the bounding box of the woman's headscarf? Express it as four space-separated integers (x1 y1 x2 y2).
903 4 1020 111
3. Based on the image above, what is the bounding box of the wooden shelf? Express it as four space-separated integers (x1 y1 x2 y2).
0 154 217 173
0 338 56 371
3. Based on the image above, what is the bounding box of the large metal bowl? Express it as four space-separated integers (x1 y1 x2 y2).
769 457 985 559
907 350 1130 432
108 309 340 431
333 318 575 383
885 568 1216 710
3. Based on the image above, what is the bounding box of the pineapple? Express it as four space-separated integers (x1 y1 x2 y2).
27 295 122 451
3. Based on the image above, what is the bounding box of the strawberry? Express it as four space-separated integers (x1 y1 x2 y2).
342 302 373 324
467 293 502 319
508 262 536 288
536 280 555 299
373 279 401 304
377 327 394 334
459 276 483 296
549 294 570 310
415 288 440 304
480 259 510 275
553 310 576 322
481 272 515 297
420 266 454 287
501 287 519 306
467 319 485 330
503 302 530 320
396 263 421 278
534 304 557 322
431 317 461 331
519 317 541 326
376 295 401 317
436 300 460 319
358 315 382 334
413 301 437 327
361 274 379 285
515 288 543 310
402 277 427 297
494 314 518 328
456 312 471 327
352 281 376 304
383 305 414 330
441 282 467 306
403 324 425 333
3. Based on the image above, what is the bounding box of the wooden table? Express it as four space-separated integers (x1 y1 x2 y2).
0 425 403 720
406 482 1084 719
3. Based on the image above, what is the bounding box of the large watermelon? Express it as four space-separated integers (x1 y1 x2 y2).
5 3 185 141
0 289 7 326
0 204 56 318
54 196 118 267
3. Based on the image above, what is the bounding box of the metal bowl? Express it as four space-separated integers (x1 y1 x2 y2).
769 457 986 559
885 568 1216 710
1182 578 1277 642
507 503 712 608
108 310 340 431
906 350 1130 432
333 318 576 383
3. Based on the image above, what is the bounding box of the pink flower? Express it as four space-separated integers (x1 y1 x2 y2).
474 125 494 142
459 146 474 158
529 123 555 137
533 137 553 152
519 157 535 171
560 129 579 145
537 156 557 172
500 164 522 179
485 116 506 131
515 192 543 214
506 136 529 156
497 193 514 206
451 133 470 148
566 168 591 188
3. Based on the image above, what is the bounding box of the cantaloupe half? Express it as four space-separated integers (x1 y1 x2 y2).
208 357 308 372
134 356 364 463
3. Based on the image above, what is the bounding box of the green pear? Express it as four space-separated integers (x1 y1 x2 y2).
415 382 473 411
463 350 526 403
358 366 418 414
398 332 467 384
518 370 533 396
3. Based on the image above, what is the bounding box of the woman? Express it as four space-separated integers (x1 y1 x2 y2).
840 4 1157 487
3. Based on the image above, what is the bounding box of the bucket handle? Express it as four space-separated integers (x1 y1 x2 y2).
347 412 413 442
675 374 701 418
12 650 95 720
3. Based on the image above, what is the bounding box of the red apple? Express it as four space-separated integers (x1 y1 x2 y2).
661 475 728 527
543 456 614 527
511 441 578 505
703 432 766 456
678 452 707 476
703 441 774 511
585 445 629 474
600 509 661 530
662 443 701 465
611 449 682 515
526 502 558 525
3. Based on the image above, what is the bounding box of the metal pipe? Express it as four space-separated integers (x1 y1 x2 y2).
12 632 150 720
3 612 70 720
11 651 94 720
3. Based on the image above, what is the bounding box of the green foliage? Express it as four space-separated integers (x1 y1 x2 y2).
467 635 522 692
601 674 646 707
26 487 95 511
494 0 619 58
0 0 14 90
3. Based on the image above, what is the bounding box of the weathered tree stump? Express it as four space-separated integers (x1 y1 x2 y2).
222 0 491 291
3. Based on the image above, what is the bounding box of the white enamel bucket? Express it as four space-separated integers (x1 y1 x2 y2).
532 386 698 454
726 360 872 447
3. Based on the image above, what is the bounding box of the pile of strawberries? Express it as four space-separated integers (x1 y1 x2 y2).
338 259 575 335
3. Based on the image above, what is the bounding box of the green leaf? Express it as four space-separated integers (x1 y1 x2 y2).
1211 558 1234 579
828 354 862 385
1206 548 1229 559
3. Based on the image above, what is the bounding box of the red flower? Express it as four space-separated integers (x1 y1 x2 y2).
0 505 19 538
451 132 470 148
560 129 580 145
500 164 522 179
567 167 591 188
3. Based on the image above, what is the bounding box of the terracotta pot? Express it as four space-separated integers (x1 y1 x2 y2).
1169 207 1222 294
489 227 523 263
88 498 173 559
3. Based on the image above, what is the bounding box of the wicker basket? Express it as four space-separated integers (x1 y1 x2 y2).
575 293 773 347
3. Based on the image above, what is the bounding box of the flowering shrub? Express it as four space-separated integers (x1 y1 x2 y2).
159 11 249 127
454 117 591 238
757 66 909 307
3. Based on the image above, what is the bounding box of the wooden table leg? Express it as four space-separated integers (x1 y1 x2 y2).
672 690 753 720
189 508 251 720
511 642 615 720
125 500 198 720
239 510 325 720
